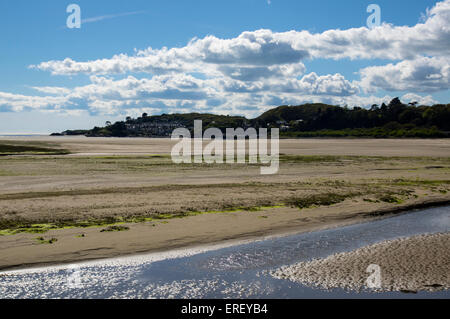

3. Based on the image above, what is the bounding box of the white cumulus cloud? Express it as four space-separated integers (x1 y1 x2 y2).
360 56 450 93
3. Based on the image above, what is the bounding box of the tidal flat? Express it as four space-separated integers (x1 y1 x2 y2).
0 137 449 270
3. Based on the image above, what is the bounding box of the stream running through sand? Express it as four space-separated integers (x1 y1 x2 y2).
0 205 449 298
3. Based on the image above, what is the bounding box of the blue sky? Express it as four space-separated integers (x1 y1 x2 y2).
0 0 449 133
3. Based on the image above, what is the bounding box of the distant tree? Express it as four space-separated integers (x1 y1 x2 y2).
142 113 148 118
126 116 132 122
384 121 401 130
110 122 128 137
408 101 418 106
388 97 402 107
399 109 418 124
105 121 112 126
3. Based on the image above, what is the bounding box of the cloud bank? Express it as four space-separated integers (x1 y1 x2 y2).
1 0 448 118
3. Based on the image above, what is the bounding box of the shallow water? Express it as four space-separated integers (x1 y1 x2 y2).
0 206 449 299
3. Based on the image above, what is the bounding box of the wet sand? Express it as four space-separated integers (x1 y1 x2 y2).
1 136 450 157
1 189 449 271
1 206 448 299
272 232 450 292
0 137 449 270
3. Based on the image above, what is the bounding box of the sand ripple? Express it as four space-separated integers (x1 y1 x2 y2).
272 232 450 292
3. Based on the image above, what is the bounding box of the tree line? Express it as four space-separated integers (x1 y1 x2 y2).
52 98 450 138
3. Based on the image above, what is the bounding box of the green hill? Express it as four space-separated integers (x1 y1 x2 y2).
52 98 450 138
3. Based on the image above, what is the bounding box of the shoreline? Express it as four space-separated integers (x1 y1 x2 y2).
1 197 449 272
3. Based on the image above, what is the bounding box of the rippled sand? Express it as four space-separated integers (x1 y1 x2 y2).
272 232 450 292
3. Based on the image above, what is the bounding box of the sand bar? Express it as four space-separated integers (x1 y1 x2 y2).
272 232 450 292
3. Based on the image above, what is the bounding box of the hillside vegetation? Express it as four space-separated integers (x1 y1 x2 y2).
52 98 450 138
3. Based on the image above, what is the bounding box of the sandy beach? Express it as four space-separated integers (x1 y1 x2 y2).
2 136 450 157
272 232 450 293
0 137 449 270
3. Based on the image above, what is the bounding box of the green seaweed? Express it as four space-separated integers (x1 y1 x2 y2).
285 193 357 209
35 237 58 244
100 225 130 232
378 194 403 204
0 143 69 156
